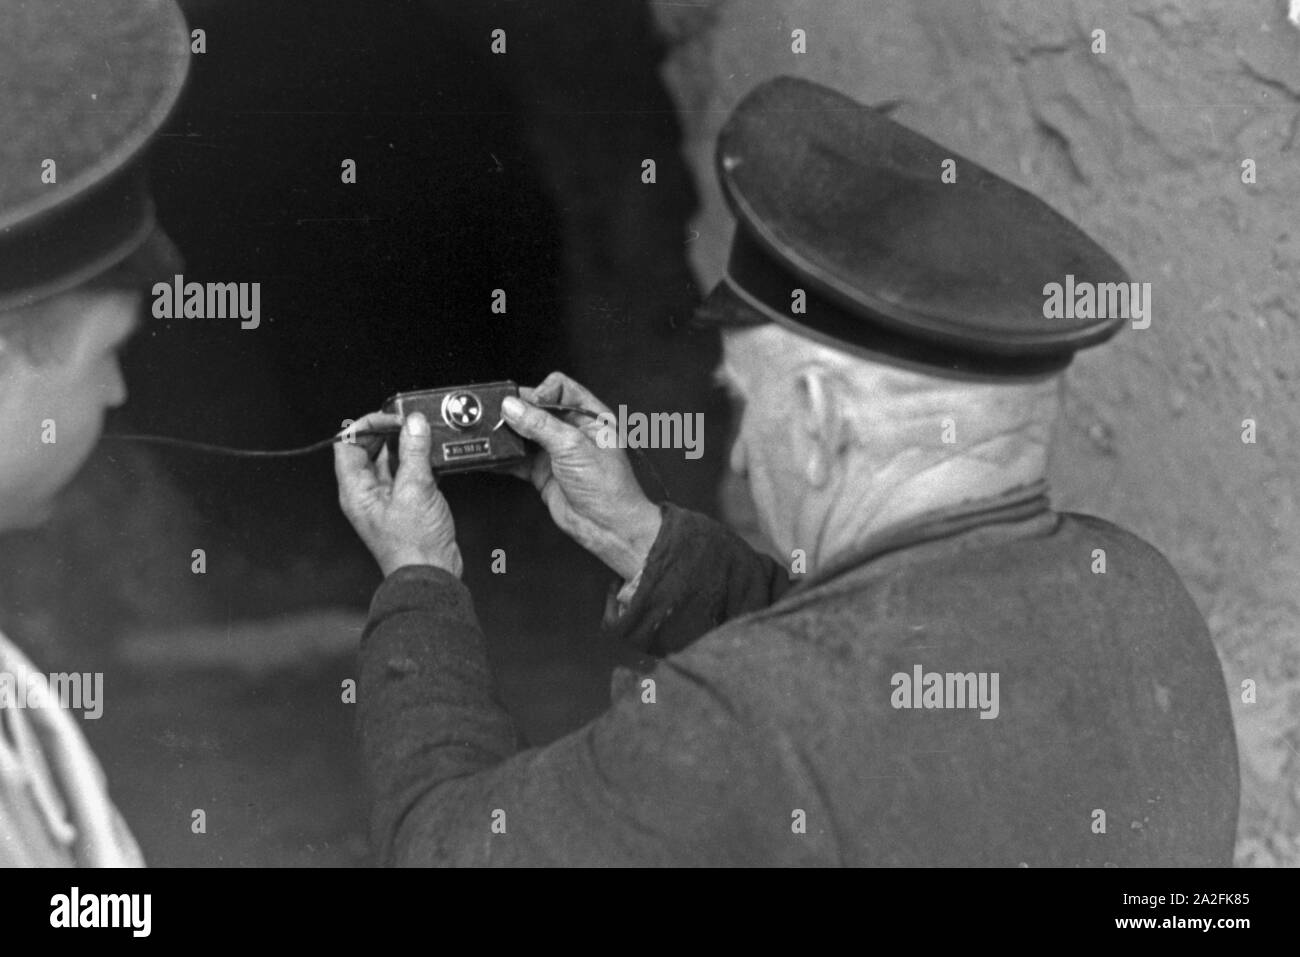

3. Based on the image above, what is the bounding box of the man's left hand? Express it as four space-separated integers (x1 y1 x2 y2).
334 410 464 578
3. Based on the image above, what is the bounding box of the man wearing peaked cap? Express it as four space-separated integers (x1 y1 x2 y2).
339 76 1238 866
0 0 190 866
695 75 1134 374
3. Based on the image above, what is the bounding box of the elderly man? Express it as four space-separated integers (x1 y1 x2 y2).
0 0 190 865
336 77 1239 866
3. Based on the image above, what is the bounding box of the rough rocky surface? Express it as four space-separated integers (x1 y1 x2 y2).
651 0 1300 865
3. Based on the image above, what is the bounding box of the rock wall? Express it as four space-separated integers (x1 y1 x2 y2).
652 0 1300 865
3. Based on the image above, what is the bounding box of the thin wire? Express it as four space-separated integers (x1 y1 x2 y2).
104 402 673 502
102 428 397 458
104 404 594 458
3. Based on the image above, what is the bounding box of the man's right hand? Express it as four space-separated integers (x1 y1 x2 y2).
502 372 662 582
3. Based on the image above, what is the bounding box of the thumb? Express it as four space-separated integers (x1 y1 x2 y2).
393 412 434 496
502 395 580 455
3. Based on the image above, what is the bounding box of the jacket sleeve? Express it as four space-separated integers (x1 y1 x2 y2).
602 503 795 656
358 566 824 866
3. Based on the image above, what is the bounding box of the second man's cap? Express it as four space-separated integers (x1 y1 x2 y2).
0 0 191 313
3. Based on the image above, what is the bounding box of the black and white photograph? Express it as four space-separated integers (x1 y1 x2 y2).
0 0 1294 918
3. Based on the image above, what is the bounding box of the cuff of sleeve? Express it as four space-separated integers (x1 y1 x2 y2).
601 503 716 651
365 564 475 643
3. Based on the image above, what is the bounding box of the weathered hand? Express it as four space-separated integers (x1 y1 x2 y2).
503 372 661 581
334 410 464 578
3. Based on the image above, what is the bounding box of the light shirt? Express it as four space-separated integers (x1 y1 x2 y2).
0 630 142 867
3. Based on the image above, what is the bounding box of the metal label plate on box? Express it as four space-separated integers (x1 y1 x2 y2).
443 438 493 461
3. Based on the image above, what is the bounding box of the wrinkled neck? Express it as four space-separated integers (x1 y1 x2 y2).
806 436 1049 570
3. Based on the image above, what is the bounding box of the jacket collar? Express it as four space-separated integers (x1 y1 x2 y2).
789 480 1057 597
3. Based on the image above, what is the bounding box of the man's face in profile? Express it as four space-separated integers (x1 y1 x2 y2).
0 286 140 531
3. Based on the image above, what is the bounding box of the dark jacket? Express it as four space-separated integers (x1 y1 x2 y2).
357 485 1239 865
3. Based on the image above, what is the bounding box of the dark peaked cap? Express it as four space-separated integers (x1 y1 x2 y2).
0 0 190 313
698 76 1132 376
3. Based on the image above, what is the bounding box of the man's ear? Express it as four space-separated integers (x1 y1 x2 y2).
793 366 848 489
